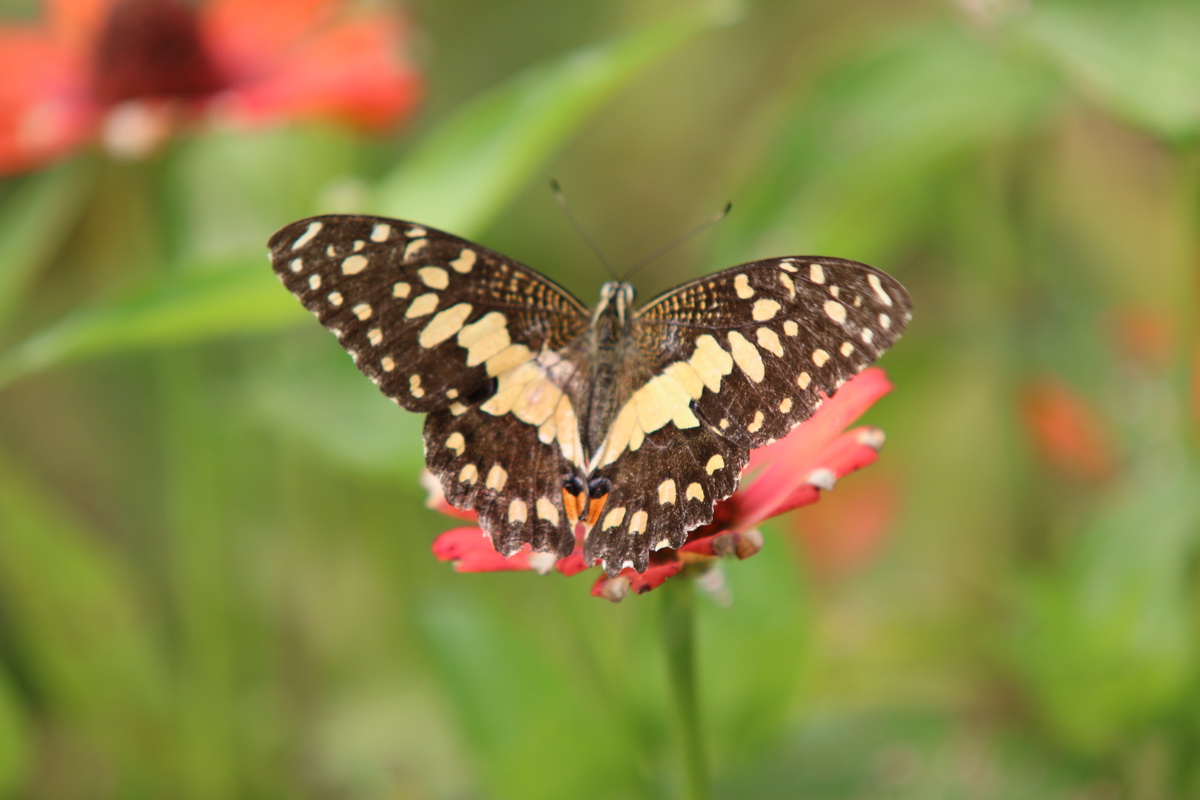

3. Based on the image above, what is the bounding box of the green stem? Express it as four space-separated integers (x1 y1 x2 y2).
661 577 711 800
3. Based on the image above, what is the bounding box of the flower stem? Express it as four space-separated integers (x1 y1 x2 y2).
661 576 711 800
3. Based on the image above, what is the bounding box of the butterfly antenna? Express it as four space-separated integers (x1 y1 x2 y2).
551 179 619 280
622 201 732 282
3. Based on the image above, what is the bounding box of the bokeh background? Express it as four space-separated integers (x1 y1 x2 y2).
1 0 1198 797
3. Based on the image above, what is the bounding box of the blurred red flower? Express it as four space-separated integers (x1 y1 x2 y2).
0 0 422 173
1019 375 1117 483
431 368 897 602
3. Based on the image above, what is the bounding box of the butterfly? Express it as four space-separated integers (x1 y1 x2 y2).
269 214 911 576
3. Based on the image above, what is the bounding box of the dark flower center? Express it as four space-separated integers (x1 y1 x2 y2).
90 0 226 105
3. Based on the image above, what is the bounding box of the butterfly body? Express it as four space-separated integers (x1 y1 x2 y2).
269 214 911 575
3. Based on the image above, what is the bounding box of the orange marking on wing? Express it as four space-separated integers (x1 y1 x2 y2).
584 493 608 527
562 487 585 522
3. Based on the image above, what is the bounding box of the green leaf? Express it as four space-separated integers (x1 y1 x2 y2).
0 256 300 389
0 159 94 325
0 671 30 799
1007 470 1200 754
375 3 739 235
0 452 172 789
1020 4 1200 143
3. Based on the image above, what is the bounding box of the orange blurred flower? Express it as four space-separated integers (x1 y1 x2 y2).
0 0 422 173
1019 375 1118 483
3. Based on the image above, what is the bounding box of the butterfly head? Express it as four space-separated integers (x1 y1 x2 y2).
595 281 636 327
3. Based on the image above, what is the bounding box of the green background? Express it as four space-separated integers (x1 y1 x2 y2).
2 0 1199 797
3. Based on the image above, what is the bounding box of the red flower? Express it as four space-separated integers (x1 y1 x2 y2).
0 0 421 173
1019 375 1117 483
431 368 897 602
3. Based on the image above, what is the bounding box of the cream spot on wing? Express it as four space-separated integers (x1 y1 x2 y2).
868 273 893 306
368 328 383 346
449 402 468 416
824 299 847 324
352 303 373 320
797 371 811 389
719 418 730 430
418 266 449 290
536 497 559 525
508 498 527 524
486 464 508 491
779 397 793 413
705 454 725 474
459 463 478 484
840 341 855 357
779 272 796 298
783 320 799 336
409 374 424 398
602 506 627 530
370 222 391 242
407 226 427 238
292 221 322 250
812 349 830 367
450 248 477 273
307 273 321 291
879 313 892 330
446 389 459 399
748 409 765 433
686 483 705 501
658 479 677 505
328 291 343 306
445 432 465 456
756 327 784 357
780 260 799 273
861 328 874 345
381 356 395 372
289 258 303 273
404 238 427 259
829 285 840 298
809 263 825 284
342 254 368 275
629 510 648 536
727 331 765 383
419 302 474 348
353 240 365 252
392 282 411 298
734 273 755 299
405 293 439 318
752 298 781 321
457 312 511 367
853 295 863 307
688 335 734 392
484 343 533 377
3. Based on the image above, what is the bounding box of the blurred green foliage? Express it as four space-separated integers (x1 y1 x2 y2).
1 0 1199 798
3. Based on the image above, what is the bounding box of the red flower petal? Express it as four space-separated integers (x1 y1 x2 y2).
736 369 892 527
591 561 684 602
214 16 421 131
0 29 93 172
431 527 535 573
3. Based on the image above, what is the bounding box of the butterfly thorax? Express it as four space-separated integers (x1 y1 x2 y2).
578 281 637 456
